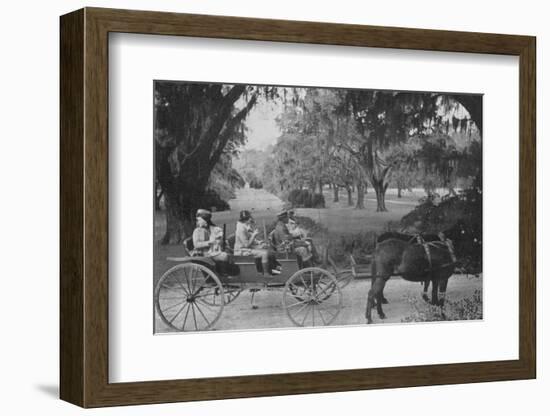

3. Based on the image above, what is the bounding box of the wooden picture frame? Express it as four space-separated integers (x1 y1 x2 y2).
60 7 536 408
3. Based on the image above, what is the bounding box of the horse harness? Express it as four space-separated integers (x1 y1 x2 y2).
412 232 457 270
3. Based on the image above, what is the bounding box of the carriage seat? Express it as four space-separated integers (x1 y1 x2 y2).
182 236 240 275
183 237 194 254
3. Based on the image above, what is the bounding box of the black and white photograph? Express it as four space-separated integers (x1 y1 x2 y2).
153 81 483 333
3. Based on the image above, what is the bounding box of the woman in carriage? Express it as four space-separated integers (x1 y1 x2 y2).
191 209 233 271
234 210 281 276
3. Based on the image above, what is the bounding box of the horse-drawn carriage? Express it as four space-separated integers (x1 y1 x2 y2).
154 236 354 332
155 218 480 331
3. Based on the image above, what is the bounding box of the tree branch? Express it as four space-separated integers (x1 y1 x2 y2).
209 94 258 170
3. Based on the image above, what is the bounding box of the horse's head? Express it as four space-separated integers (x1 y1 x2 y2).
444 220 482 272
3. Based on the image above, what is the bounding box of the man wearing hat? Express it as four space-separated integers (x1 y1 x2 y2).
270 210 291 247
271 210 315 268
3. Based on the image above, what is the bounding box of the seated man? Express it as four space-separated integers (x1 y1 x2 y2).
289 210 320 263
271 210 317 268
234 210 280 276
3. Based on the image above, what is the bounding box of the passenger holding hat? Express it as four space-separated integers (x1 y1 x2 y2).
234 210 280 276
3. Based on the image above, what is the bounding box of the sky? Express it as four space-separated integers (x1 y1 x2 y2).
242 97 283 151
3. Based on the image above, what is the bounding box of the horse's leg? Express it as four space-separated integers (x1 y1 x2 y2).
366 283 374 324
366 277 386 323
375 278 389 319
423 280 430 302
366 261 378 324
371 278 388 305
438 278 449 307
430 278 439 305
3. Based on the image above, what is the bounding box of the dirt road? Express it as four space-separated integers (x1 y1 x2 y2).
154 274 482 333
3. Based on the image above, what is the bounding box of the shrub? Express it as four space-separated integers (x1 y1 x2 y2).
288 189 310 207
249 178 263 189
288 189 325 208
328 230 378 266
401 289 483 322
202 189 230 212
311 193 325 208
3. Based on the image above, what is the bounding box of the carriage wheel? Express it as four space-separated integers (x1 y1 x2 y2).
334 269 354 288
155 263 224 332
327 256 354 289
327 256 354 288
283 267 342 327
201 284 242 306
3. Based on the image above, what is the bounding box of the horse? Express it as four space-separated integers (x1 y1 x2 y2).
375 231 452 304
365 220 479 324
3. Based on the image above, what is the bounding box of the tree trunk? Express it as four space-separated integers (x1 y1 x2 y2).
346 186 353 206
373 181 388 212
318 180 323 194
397 186 402 198
333 185 339 203
160 192 194 244
355 182 365 209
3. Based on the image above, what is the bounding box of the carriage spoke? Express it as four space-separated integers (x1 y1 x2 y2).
301 305 312 326
300 274 308 289
181 302 191 330
169 302 188 324
314 281 336 300
191 303 198 330
293 301 310 317
193 287 218 299
317 307 328 325
160 300 186 312
173 275 190 296
289 282 306 297
300 305 311 326
321 304 339 318
196 298 217 312
159 296 187 300
194 301 212 326
286 299 309 308
186 267 196 293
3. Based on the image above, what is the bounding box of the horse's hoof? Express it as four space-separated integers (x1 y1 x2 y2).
379 313 386 320
252 305 258 310
422 294 430 303
381 297 389 304
366 318 373 324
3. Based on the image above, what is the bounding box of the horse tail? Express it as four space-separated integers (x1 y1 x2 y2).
371 256 377 279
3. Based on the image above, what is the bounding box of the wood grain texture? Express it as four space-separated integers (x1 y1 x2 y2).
59 7 537 408
59 8 84 406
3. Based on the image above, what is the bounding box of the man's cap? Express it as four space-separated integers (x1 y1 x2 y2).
277 210 289 219
196 208 212 218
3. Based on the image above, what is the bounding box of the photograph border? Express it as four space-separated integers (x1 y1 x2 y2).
60 7 536 407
